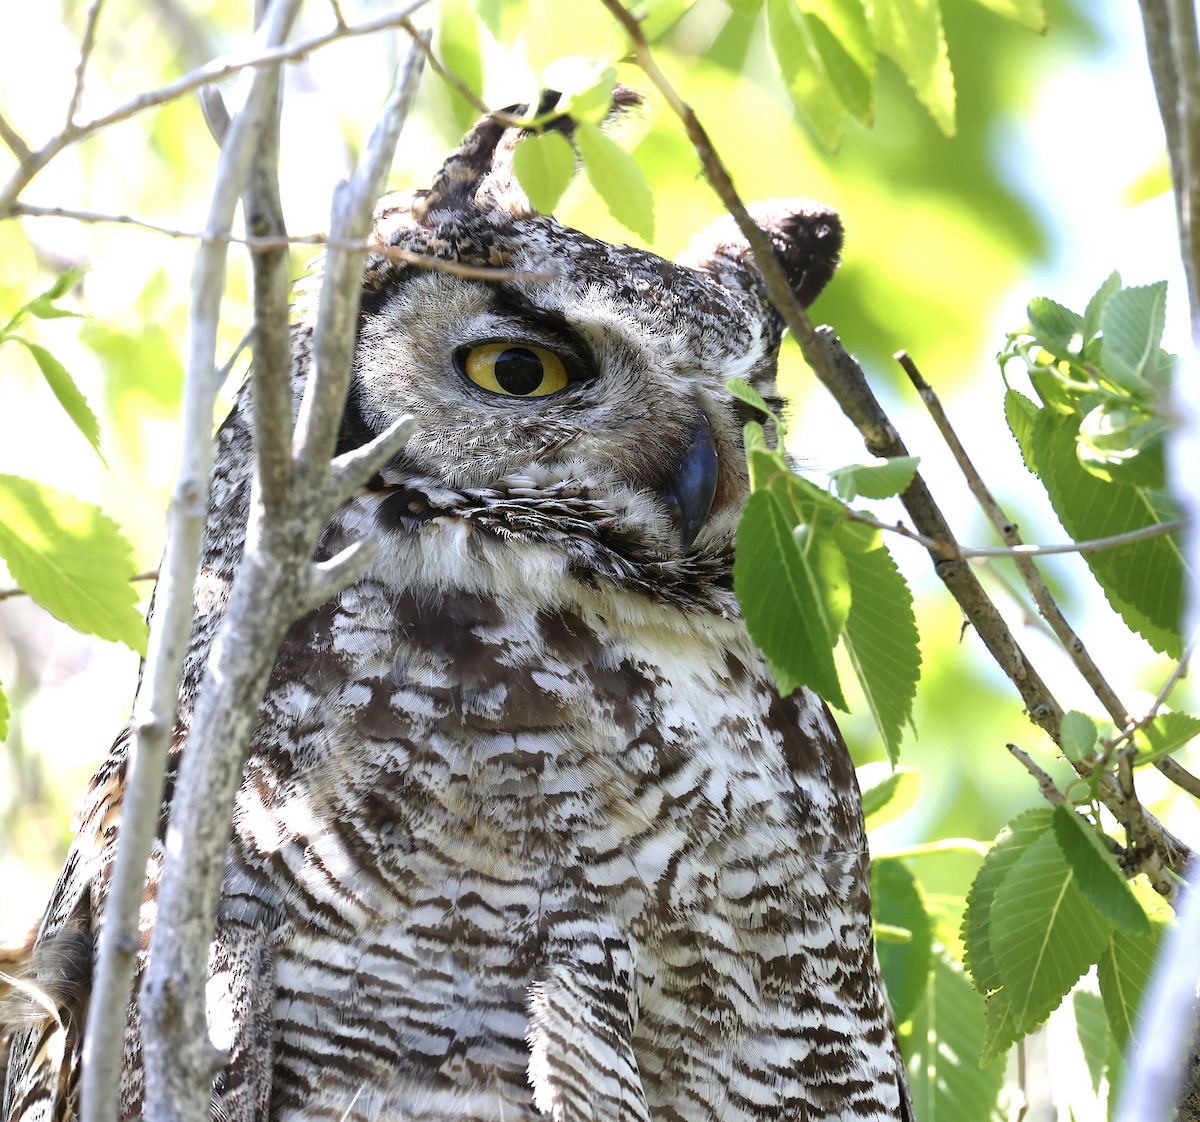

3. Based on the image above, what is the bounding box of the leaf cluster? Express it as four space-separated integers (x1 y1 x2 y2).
960 805 1167 1081
510 59 657 241
1001 274 1186 656
728 378 921 763
0 272 148 740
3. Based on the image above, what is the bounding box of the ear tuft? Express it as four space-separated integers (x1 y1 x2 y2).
412 86 644 222
679 199 843 310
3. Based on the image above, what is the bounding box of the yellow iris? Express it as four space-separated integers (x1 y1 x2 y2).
462 343 569 398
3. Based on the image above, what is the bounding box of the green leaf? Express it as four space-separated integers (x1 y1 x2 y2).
1136 710 1200 765
1059 710 1099 763
830 455 920 501
437 0 485 133
987 830 1113 1059
840 537 921 762
1031 408 1185 657
637 0 700 41
727 376 786 433
512 131 577 216
1100 282 1168 393
745 439 790 492
475 0 529 40
1052 806 1151 936
573 122 655 241
1073 987 1114 1097
0 474 147 654
1123 150 1172 206
16 339 104 460
0 679 8 741
906 947 1006 1122
1027 296 1084 359
1076 401 1167 488
766 0 846 148
967 0 1046 32
859 762 921 829
963 808 1054 997
733 489 847 707
796 0 875 124
1083 271 1122 344
541 58 618 124
17 267 86 322
1004 388 1038 470
869 0 956 136
872 858 933 1023
1097 916 1165 1048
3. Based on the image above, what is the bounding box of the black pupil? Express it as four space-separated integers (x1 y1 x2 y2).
494 348 545 395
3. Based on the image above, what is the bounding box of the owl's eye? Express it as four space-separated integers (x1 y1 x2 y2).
461 343 569 398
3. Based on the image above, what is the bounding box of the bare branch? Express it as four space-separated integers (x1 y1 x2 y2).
65 0 106 130
85 4 304 1120
0 108 33 162
1169 0 1200 329
138 35 424 1122
842 505 1186 561
293 34 429 485
199 86 232 147
243 39 294 518
10 204 558 282
1005 744 1066 807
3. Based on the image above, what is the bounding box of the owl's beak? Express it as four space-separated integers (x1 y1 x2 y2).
663 414 719 551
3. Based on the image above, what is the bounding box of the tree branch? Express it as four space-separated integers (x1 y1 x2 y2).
138 32 424 1122
601 0 1193 888
1006 744 1066 806
85 3 304 1120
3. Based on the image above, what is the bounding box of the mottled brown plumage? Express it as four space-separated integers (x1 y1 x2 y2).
4 94 912 1121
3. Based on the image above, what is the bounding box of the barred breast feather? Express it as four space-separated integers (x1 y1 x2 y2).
3 90 912 1122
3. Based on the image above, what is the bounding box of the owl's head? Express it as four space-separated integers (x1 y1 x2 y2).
330 91 841 606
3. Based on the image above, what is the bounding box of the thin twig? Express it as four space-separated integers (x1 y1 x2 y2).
1167 0 1200 330
0 0 434 214
399 17 492 119
0 109 33 162
10 204 559 281
0 570 157 603
1006 744 1066 807
842 505 1186 560
602 0 1193 885
64 0 106 129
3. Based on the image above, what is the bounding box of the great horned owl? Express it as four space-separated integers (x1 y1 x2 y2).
4 93 912 1121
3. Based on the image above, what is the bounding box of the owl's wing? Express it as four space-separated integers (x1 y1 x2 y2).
2 856 96 1122
3 728 141 1122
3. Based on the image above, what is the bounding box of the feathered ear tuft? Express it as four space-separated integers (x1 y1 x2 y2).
678 200 843 310
412 86 643 222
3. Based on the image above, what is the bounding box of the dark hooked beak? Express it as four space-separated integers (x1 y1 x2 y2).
662 414 719 551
